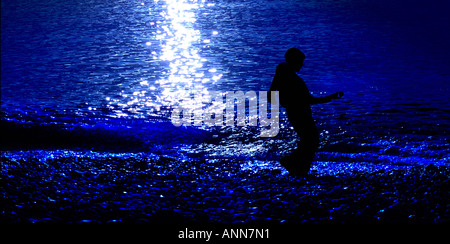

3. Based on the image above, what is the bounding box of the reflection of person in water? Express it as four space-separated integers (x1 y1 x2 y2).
269 47 344 176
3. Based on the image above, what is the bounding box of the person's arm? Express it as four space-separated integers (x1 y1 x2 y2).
268 76 278 94
268 76 278 105
310 91 344 104
268 64 287 105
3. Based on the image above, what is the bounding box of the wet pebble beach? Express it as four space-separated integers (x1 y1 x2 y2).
2 150 449 224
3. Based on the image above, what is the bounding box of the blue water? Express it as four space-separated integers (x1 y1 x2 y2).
2 0 449 165
1 0 450 223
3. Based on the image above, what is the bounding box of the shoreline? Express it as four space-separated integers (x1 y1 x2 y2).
2 149 449 224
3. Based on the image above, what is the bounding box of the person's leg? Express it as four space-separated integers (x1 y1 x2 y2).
283 109 319 175
295 125 319 173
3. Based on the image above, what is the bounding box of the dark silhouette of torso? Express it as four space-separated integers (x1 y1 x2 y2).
270 63 320 125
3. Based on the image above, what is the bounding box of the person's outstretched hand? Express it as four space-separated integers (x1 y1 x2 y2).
331 91 344 99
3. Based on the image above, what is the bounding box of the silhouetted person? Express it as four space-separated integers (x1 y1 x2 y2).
269 48 343 176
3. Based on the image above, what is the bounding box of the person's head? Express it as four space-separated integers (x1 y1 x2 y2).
285 47 305 72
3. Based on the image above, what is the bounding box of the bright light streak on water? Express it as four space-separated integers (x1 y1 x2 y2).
109 0 224 119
